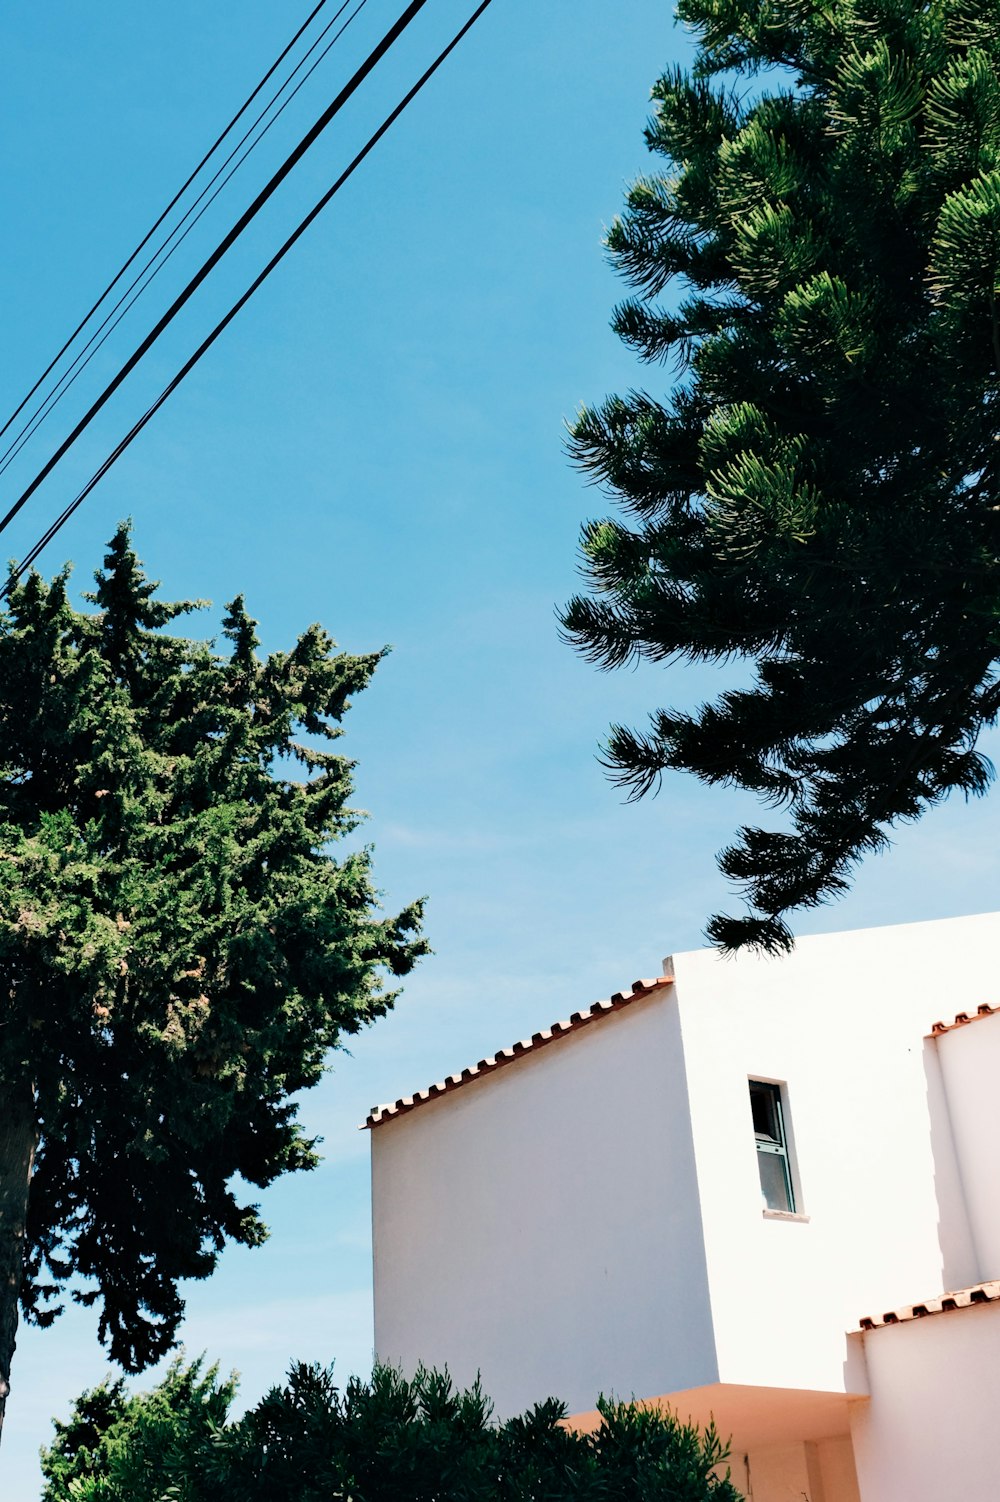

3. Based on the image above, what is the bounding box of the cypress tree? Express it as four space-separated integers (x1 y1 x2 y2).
0 527 425 1439
562 0 1000 951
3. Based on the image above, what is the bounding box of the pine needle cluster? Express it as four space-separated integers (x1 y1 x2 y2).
562 0 1000 950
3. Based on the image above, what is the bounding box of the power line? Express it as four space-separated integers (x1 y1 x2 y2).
0 0 372 484
3 0 498 592
0 0 333 453
0 0 432 545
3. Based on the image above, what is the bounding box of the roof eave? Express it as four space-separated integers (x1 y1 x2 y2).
363 973 674 1130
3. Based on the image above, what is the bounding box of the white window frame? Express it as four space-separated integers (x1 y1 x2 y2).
749 1078 800 1216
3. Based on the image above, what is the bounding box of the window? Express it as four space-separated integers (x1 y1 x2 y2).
749 1080 795 1213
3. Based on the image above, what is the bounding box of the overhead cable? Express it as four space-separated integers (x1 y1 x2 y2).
0 0 372 485
3 0 498 592
0 0 332 453
0 0 434 546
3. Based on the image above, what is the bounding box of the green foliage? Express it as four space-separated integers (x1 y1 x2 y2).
42 1357 743 1502
2 527 425 1370
562 0 1000 951
40 1356 235 1501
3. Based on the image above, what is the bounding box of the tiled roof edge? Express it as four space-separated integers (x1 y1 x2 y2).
929 1002 1000 1037
858 1280 1000 1332
363 974 674 1130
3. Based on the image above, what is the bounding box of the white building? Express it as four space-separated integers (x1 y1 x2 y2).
366 912 1000 1502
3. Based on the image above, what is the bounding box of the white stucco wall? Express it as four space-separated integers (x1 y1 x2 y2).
933 1009 1000 1282
371 987 716 1417
370 910 1000 1427
849 1301 1000 1501
673 912 992 1395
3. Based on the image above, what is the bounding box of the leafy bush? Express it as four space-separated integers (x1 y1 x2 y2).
42 1357 743 1501
40 1356 235 1501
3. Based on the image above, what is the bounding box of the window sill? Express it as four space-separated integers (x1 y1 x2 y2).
762 1209 810 1223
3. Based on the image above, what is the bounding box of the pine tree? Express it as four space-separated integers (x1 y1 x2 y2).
0 527 425 1439
561 0 1000 951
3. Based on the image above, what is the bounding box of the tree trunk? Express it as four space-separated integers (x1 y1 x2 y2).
0 1080 36 1446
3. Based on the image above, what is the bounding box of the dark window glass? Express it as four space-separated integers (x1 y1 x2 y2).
749 1080 795 1213
750 1082 779 1141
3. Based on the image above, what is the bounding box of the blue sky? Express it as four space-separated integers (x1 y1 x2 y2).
4 1 1000 1493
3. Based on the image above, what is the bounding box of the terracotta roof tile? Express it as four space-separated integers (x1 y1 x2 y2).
364 974 673 1129
859 1281 1000 1331
929 1003 1000 1037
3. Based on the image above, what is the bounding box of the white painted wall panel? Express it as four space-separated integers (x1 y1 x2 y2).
849 1302 1000 1501
372 989 716 1417
935 1009 1000 1281
674 913 992 1393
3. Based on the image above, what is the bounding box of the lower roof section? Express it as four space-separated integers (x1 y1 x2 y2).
859 1279 1000 1331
